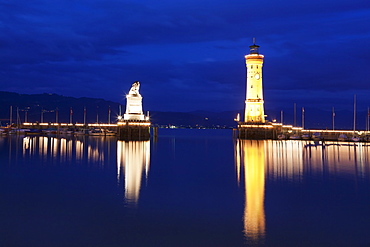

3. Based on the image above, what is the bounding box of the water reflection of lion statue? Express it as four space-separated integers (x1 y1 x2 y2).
128 81 140 96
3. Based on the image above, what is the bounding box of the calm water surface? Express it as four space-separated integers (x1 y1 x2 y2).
1 129 370 246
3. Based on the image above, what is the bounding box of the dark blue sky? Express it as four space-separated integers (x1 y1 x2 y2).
1 0 370 113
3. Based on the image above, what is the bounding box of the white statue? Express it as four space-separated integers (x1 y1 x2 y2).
128 81 141 96
124 81 145 121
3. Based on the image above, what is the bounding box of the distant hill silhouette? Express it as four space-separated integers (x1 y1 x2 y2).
0 91 237 128
0 91 368 130
0 91 120 125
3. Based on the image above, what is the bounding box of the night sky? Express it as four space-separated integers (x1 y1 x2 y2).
1 0 370 113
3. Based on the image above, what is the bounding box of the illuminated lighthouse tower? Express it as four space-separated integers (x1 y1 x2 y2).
244 41 265 124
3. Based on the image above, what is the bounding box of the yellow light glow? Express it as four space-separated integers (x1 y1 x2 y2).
239 124 273 128
233 139 370 246
301 129 362 134
87 123 118 127
235 140 266 242
116 121 151 126
245 54 264 59
117 140 150 206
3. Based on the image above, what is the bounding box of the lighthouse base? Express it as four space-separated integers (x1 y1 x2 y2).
237 123 275 139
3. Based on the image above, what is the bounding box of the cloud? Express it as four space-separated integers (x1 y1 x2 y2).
0 0 370 113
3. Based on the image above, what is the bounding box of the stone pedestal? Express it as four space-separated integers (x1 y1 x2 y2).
117 121 150 141
124 94 145 120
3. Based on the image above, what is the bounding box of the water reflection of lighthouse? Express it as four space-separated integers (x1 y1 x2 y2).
235 140 266 243
117 141 150 206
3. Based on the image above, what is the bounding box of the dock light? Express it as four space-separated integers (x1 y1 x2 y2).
117 115 122 120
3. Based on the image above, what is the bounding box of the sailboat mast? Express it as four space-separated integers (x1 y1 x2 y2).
353 94 356 132
108 106 111 124
293 103 296 127
367 107 370 132
17 107 20 126
280 110 283 124
84 107 86 125
332 107 335 131
9 105 12 126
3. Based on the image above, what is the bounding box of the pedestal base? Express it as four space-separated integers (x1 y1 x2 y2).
117 120 151 141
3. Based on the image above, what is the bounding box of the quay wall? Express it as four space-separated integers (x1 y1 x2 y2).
11 121 152 141
237 122 370 141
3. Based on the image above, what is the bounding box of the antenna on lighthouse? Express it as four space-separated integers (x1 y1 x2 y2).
249 38 260 54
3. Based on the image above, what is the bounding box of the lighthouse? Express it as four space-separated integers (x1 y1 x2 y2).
244 40 265 124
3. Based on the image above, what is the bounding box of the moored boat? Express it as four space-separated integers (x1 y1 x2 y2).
312 132 322 141
104 130 116 136
351 136 360 142
302 134 310 140
277 134 286 140
290 134 300 140
89 129 104 136
338 134 347 142
25 129 42 135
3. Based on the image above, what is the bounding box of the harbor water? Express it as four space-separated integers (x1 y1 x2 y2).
1 129 370 246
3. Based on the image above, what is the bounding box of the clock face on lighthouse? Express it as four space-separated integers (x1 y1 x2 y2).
254 73 260 80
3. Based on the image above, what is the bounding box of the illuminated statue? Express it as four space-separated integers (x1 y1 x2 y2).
128 81 141 96
124 81 145 121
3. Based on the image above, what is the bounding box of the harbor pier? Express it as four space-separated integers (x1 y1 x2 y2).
2 121 152 140
237 122 370 141
20 122 118 135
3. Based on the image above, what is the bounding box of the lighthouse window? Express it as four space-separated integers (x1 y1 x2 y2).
251 65 253 69
251 85 253 88
257 65 258 69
